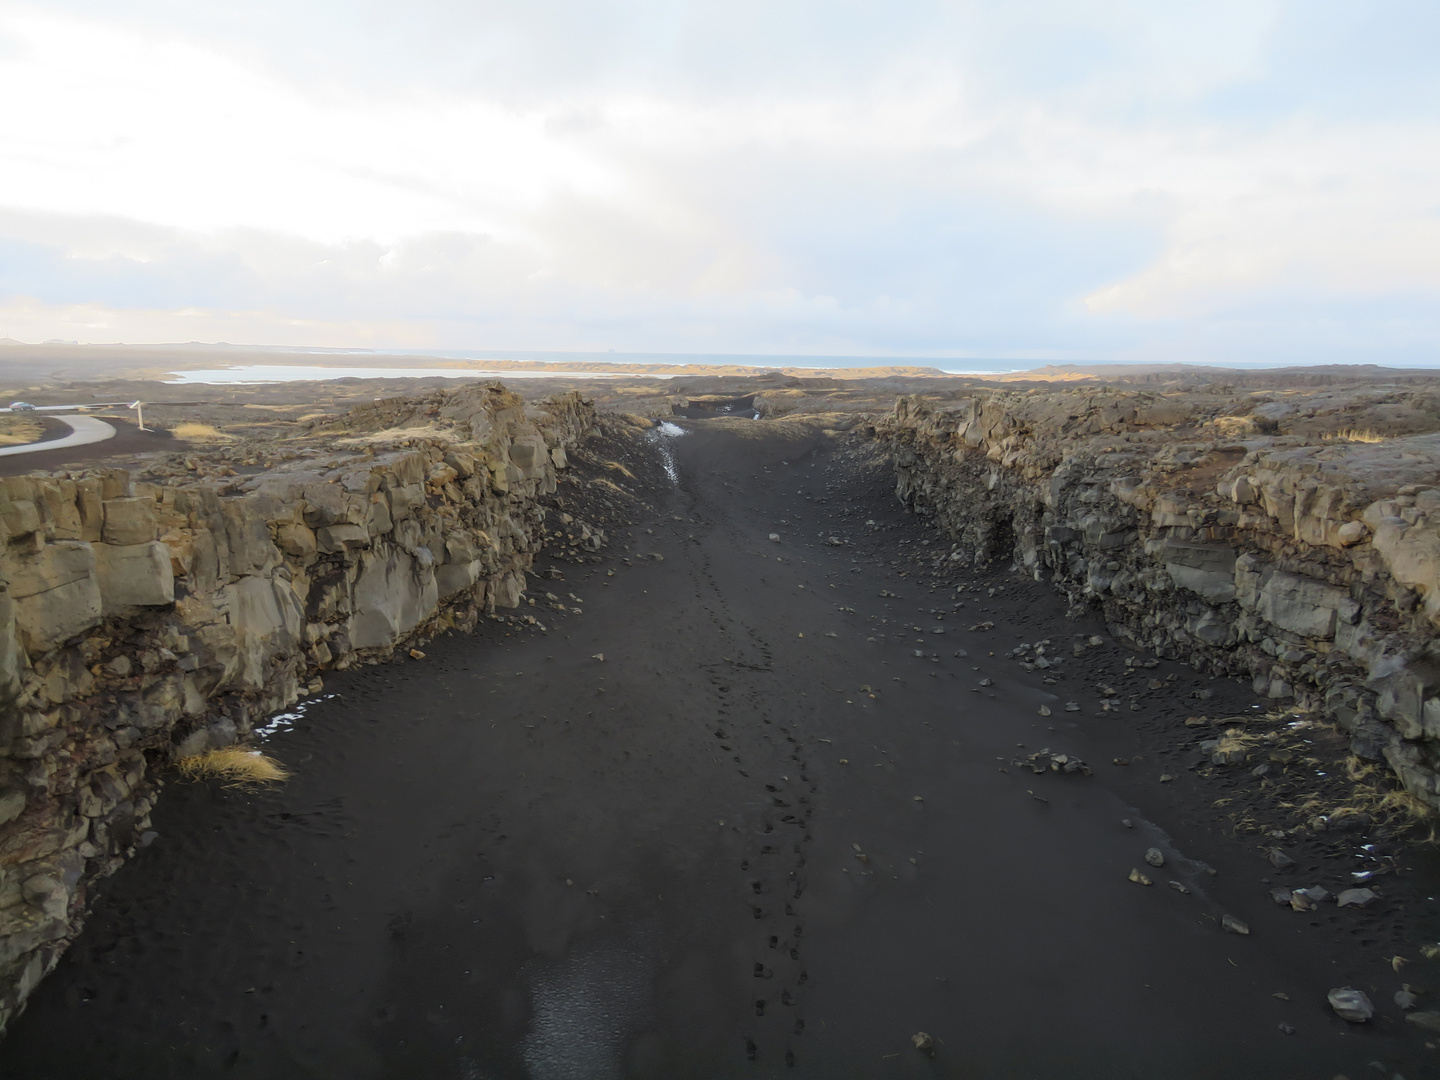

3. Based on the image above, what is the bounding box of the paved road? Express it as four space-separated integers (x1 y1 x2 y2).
0 413 116 457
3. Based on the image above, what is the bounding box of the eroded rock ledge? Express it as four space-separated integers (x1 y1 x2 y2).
877 389 1440 811
0 386 605 1029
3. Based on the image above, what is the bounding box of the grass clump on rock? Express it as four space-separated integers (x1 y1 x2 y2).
176 747 290 787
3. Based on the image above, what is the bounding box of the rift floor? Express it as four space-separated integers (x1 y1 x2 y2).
1 420 1431 1078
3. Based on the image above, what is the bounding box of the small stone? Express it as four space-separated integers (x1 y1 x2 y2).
979 678 993 687
1064 702 1080 712
768 533 780 543
1267 848 1295 869
1277 1022 1295 1035
1337 888 1379 908
1405 1010 1440 1033
1121 818 1133 829
1292 886 1329 909
1158 774 1174 783
592 653 605 661
1328 987 1374 1023
1222 914 1250 935
409 648 426 660
1128 868 1153 886
1168 880 1190 894
911 1031 935 1054
1269 887 1294 906
1088 635 1103 646
1144 847 1165 868
1038 705 1051 716
1395 989 1418 1010
1337 520 1369 546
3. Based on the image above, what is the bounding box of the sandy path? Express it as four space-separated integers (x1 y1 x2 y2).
0 421 1425 1078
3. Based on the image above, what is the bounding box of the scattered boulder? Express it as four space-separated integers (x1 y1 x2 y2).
1289 886 1329 912
1336 888 1379 908
1266 848 1295 870
1327 987 1374 1023
1405 1010 1440 1033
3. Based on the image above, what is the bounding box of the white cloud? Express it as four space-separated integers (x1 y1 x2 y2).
0 1 1438 362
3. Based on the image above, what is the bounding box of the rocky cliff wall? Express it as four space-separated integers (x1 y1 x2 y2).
877 390 1440 813
0 386 601 1030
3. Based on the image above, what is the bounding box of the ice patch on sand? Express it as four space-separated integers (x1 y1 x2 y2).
520 943 651 1080
647 422 685 483
254 694 337 740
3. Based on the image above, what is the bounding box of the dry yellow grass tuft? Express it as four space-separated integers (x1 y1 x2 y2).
176 747 290 787
1206 415 1257 437
1322 429 1385 443
1293 740 1436 838
602 460 636 479
170 421 230 442
1213 727 1265 757
336 423 453 447
0 415 44 446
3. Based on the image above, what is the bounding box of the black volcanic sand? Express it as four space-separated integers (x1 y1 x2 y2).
4 420 1438 1078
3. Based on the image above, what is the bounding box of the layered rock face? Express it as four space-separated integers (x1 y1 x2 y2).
0 386 599 1029
878 388 1440 810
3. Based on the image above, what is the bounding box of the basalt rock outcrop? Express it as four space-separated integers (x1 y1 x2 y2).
0 385 604 1031
878 386 1440 810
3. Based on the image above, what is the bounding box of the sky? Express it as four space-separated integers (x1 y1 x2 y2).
1 0 1438 365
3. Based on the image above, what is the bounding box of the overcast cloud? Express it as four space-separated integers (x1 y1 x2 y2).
1 0 1437 363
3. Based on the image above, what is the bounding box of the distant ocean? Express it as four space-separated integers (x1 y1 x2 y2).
164 350 1036 383
158 348 1425 383
406 349 1028 376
